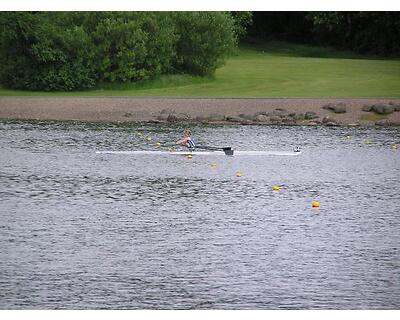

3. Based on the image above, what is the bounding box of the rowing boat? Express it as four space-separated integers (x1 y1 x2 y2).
96 150 302 156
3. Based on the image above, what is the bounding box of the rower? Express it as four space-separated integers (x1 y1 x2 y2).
176 129 196 151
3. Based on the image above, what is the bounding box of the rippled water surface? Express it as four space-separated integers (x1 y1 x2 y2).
1 120 399 309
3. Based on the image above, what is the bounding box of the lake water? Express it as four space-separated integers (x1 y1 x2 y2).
0 120 399 309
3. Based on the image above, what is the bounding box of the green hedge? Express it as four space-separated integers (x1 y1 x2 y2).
0 12 239 91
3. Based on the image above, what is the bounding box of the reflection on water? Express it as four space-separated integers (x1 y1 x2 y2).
0 121 399 309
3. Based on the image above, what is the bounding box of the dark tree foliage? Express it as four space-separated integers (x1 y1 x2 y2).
0 12 239 91
246 12 313 43
306 12 400 56
246 12 400 56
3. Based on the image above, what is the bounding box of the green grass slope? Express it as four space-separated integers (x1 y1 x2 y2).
1 41 399 97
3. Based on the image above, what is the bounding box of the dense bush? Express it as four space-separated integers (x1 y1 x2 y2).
174 12 237 76
91 12 177 83
0 12 238 91
0 12 96 91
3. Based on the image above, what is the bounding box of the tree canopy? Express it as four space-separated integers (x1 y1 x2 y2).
247 12 400 56
0 12 240 91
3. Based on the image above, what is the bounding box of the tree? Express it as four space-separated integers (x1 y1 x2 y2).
0 12 241 91
174 12 236 76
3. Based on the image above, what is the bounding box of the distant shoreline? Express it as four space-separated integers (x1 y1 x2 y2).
1 97 400 126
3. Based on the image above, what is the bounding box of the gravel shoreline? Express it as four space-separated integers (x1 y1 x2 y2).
1 96 400 126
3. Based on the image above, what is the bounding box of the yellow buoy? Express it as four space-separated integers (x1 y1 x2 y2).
210 163 217 168
155 142 161 147
272 185 279 191
187 154 193 159
312 201 320 208
146 137 152 142
235 172 242 177
391 144 398 150
346 135 351 139
137 132 142 136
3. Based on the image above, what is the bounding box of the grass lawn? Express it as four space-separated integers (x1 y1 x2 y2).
1 41 399 97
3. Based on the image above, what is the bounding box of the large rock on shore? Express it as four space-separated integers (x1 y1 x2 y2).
293 113 305 121
226 115 244 122
322 102 347 113
371 104 395 115
255 114 269 122
272 108 287 117
304 111 318 120
389 102 400 111
269 115 282 123
362 105 373 112
362 103 396 114
322 116 340 126
157 109 192 122
167 113 190 122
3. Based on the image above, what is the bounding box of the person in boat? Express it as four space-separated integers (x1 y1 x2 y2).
176 129 196 151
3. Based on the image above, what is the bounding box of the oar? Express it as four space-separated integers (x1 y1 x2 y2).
157 142 234 155
196 145 234 156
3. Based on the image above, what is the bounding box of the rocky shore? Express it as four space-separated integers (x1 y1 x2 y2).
1 97 400 126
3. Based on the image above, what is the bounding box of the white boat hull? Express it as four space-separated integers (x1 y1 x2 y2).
96 150 302 156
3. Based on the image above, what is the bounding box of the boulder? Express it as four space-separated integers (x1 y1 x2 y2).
372 104 394 115
388 102 400 111
226 115 244 122
269 115 282 123
255 114 269 122
322 116 337 124
240 120 254 125
322 102 347 113
281 117 296 125
254 111 269 117
272 108 287 117
167 113 190 122
375 119 394 126
293 113 305 121
325 122 340 127
304 111 318 120
322 103 335 110
362 105 372 112
332 105 346 113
